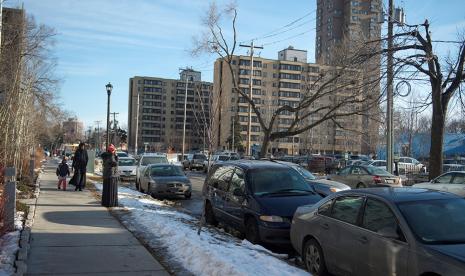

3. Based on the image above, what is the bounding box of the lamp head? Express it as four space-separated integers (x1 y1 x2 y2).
106 82 113 95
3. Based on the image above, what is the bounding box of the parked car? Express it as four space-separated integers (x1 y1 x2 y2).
203 154 238 172
307 155 336 173
363 159 387 170
413 171 465 197
117 157 137 181
202 160 323 245
139 164 191 199
116 151 129 158
443 158 465 173
328 165 402 188
291 188 465 275
182 153 207 170
397 157 424 174
275 161 351 196
135 153 169 190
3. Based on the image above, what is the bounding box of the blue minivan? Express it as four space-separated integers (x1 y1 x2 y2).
202 160 323 245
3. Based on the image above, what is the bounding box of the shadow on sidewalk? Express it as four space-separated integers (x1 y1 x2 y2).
41 210 121 228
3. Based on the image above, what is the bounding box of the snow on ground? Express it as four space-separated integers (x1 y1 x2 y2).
92 182 309 276
0 211 24 276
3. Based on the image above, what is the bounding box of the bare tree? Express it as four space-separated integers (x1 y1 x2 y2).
192 2 384 157
370 20 465 178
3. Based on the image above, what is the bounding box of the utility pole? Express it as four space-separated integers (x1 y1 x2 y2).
386 0 394 173
110 112 119 146
240 40 263 156
135 91 140 155
0 0 3 57
95 120 101 152
180 68 193 159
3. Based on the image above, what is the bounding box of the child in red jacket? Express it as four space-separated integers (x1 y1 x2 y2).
56 157 70 190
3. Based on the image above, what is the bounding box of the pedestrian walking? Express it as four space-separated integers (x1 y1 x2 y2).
56 157 70 190
72 142 88 191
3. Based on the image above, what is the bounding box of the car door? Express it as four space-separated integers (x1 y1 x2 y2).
429 173 454 192
448 173 465 197
353 197 409 276
208 165 234 220
141 167 151 192
327 195 366 275
349 166 368 188
223 167 246 228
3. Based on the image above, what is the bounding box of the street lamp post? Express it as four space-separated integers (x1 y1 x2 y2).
105 82 113 149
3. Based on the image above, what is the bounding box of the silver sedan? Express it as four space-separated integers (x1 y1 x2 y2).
139 164 192 199
291 188 465 275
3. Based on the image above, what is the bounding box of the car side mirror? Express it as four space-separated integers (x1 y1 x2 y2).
233 188 244 197
378 226 400 240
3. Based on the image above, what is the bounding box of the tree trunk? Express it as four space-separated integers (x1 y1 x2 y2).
428 93 446 180
259 133 271 158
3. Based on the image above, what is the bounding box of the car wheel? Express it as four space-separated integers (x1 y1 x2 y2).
356 182 367 188
245 217 261 244
204 201 218 226
303 239 328 275
184 191 192 199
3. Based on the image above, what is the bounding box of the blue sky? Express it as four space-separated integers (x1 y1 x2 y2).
5 0 465 129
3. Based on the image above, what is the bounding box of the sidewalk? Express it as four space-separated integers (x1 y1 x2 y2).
25 160 169 276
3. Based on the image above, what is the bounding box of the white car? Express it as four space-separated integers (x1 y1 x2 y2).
203 154 236 172
413 171 465 197
135 153 169 190
397 157 424 174
117 157 137 181
166 153 184 167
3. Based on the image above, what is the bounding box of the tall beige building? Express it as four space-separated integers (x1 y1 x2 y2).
213 47 363 156
316 0 382 154
63 118 84 143
128 69 212 153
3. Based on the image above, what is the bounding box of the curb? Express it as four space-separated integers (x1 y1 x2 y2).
13 170 41 276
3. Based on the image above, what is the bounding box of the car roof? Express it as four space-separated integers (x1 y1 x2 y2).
335 187 460 203
218 159 294 170
119 157 135 160
146 163 176 167
141 153 166 157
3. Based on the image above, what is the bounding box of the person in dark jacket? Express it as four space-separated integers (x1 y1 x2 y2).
56 157 70 190
72 142 88 191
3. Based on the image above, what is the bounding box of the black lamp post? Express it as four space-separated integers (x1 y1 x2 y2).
105 82 113 148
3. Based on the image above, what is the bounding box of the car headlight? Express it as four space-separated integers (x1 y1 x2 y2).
259 215 284 223
131 169 137 174
330 187 341 193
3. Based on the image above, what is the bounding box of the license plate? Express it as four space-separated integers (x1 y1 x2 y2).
169 188 180 193
386 179 394 184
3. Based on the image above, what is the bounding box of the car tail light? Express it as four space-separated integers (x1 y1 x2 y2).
373 175 382 184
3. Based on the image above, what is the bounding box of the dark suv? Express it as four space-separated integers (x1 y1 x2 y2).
202 160 322 245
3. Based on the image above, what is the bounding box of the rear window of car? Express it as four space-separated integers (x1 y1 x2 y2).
142 156 168 165
193 154 206 160
119 159 135 166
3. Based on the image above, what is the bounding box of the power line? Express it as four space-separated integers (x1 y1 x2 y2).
241 9 316 43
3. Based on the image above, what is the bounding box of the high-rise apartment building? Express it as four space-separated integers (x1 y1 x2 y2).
316 0 382 154
128 69 212 153
213 47 364 155
0 7 25 104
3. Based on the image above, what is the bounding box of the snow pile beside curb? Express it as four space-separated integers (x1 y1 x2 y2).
0 211 24 275
93 183 308 276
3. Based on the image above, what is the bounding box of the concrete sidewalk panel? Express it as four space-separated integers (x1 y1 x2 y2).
26 245 165 274
30 231 140 247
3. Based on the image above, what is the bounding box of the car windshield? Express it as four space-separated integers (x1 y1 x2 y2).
150 165 184 177
118 159 135 166
141 156 168 165
249 168 314 196
117 152 128 157
193 154 206 160
398 199 465 244
365 166 392 176
292 165 317 180
217 155 229 161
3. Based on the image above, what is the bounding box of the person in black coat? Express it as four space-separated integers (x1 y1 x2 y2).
72 142 88 191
